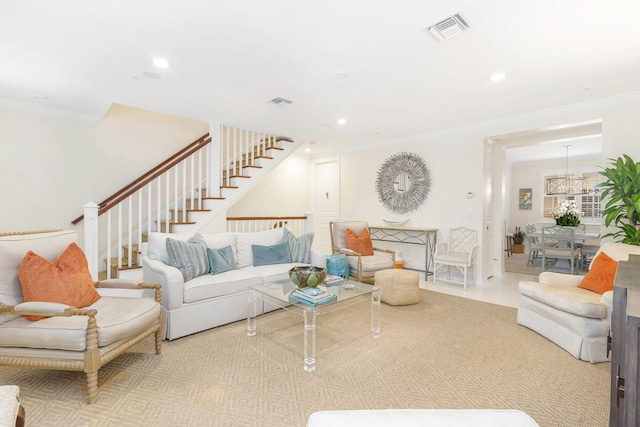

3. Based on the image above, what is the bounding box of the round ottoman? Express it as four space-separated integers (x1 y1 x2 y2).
374 269 420 306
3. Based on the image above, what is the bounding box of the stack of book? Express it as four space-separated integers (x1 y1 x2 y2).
324 274 345 286
288 287 337 306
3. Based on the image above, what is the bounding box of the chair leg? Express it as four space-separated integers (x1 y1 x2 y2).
86 370 98 404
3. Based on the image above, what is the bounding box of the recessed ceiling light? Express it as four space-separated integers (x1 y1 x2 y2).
153 58 169 68
304 147 312 152
337 118 347 125
490 73 506 82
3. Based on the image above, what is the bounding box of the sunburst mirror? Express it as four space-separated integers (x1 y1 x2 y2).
375 152 431 214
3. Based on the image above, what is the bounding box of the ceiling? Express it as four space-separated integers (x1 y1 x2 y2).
1 0 639 158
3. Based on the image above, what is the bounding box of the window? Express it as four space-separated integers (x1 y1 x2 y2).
543 171 602 220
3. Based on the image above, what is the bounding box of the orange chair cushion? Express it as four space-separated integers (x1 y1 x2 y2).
18 243 101 320
345 227 374 256
578 252 619 294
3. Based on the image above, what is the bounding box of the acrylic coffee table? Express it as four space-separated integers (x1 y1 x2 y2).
246 279 381 372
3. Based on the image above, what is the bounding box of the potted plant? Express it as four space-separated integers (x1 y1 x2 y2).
512 227 526 253
597 154 640 245
513 226 526 244
551 199 582 226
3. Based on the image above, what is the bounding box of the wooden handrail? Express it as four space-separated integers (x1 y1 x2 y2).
71 133 210 225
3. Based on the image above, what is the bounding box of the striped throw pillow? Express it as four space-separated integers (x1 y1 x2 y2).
283 228 314 263
166 234 209 281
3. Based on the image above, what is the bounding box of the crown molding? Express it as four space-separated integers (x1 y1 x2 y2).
0 98 102 122
342 90 640 154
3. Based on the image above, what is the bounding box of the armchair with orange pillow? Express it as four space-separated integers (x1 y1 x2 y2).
517 242 640 363
0 230 163 404
329 221 395 284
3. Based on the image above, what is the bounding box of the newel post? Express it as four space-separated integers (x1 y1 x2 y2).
209 121 222 198
83 202 99 282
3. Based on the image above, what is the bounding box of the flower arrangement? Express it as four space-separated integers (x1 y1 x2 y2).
513 226 526 244
551 199 582 226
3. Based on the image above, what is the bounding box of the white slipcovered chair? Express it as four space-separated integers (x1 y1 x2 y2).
433 227 477 290
517 242 640 363
329 221 395 284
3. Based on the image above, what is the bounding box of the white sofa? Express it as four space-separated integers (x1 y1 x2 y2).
517 242 640 363
141 228 324 340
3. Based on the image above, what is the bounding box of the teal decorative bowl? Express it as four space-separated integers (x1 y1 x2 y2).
289 266 327 288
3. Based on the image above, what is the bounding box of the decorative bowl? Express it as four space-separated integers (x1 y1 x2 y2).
382 218 409 226
289 266 327 288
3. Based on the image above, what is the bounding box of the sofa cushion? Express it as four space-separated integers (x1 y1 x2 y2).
18 243 101 320
345 227 374 256
579 252 618 294
0 296 160 351
252 242 292 266
518 281 605 319
346 253 394 273
182 269 263 303
283 227 314 263
207 245 236 275
235 228 284 268
166 234 209 281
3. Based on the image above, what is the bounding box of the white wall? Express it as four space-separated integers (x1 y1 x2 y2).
226 153 312 217
0 104 208 233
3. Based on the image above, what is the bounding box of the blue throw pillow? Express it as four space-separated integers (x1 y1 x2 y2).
207 245 236 275
251 242 292 266
165 234 209 281
283 228 314 263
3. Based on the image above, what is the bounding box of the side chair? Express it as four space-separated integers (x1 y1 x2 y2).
433 227 477 290
541 225 582 274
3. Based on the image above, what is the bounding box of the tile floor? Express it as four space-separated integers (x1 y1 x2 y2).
418 271 538 309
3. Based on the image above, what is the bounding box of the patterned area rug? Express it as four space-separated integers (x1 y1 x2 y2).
0 290 609 427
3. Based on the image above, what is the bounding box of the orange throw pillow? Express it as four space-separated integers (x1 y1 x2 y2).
345 227 374 256
18 243 101 320
578 252 618 294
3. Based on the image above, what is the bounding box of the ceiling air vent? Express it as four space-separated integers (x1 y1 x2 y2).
268 97 292 106
424 12 469 41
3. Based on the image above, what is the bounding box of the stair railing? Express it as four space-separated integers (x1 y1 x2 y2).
226 215 312 236
78 123 290 281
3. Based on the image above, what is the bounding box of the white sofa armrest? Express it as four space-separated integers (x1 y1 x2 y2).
142 255 185 311
538 271 584 287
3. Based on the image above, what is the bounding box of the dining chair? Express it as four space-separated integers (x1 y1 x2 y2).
541 225 582 274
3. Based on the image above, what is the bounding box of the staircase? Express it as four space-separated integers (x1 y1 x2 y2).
77 123 302 282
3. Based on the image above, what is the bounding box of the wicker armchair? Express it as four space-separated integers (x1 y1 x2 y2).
0 231 163 404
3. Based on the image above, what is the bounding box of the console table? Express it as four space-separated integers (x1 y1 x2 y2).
368 226 438 275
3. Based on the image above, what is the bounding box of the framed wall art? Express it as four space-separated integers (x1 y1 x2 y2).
519 188 532 210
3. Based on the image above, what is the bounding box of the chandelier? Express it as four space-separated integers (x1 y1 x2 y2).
544 145 589 195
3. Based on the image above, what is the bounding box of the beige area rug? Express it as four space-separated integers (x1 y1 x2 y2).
0 291 609 427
